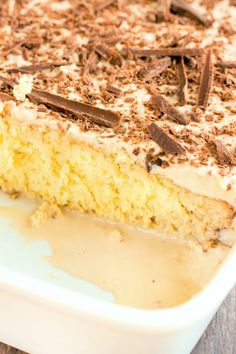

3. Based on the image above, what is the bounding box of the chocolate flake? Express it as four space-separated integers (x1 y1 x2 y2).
0 75 15 87
95 0 117 11
94 43 122 65
212 140 233 165
5 37 42 55
6 63 67 74
176 57 188 105
0 92 14 102
89 34 122 47
166 34 191 48
106 84 121 95
156 0 171 23
148 123 185 155
138 57 171 81
83 51 98 76
132 47 204 58
95 43 111 57
198 50 214 107
216 61 236 69
0 75 120 128
28 90 120 127
151 95 189 125
171 0 212 27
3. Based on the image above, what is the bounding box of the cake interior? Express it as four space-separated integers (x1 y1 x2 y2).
0 107 234 244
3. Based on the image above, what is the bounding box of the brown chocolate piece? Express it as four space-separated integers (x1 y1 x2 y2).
198 50 214 107
176 57 188 105
0 75 120 128
22 37 42 49
216 61 236 69
138 57 171 81
0 75 15 87
6 37 42 54
101 35 123 46
95 0 117 11
95 43 122 65
212 140 233 165
88 35 122 47
166 34 191 48
230 0 236 5
5 37 42 56
29 90 120 127
148 123 185 155
94 43 110 57
0 92 14 102
6 63 67 74
106 84 121 95
151 95 189 125
132 47 204 58
156 0 171 23
83 51 98 76
171 0 212 27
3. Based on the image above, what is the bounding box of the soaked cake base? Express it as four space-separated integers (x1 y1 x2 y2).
0 111 234 245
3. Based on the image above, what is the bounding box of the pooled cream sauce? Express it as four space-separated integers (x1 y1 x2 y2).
0 205 227 309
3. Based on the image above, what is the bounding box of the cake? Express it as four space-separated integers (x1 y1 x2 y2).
0 0 235 244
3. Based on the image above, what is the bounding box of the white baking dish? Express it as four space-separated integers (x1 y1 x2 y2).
0 193 235 354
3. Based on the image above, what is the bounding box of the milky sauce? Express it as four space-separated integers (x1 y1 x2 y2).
0 206 227 309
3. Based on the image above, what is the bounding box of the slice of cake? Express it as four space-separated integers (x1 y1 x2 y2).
0 0 235 244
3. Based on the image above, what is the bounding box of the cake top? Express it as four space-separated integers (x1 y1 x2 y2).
0 0 236 203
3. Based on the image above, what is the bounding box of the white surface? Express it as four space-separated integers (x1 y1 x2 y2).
0 193 235 354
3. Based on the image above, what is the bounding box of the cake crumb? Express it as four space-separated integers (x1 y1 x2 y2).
109 229 124 243
30 202 63 227
9 191 20 200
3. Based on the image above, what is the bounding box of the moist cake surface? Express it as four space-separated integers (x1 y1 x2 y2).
0 0 235 243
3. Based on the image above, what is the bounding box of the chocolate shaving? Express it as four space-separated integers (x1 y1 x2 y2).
28 90 120 127
176 57 188 105
23 37 42 49
95 0 117 11
106 84 121 95
212 140 233 165
0 75 120 128
216 61 236 69
101 35 123 46
156 0 171 23
138 57 171 81
89 35 122 47
83 51 98 76
230 0 236 6
148 123 185 155
171 0 212 27
6 63 67 74
0 75 15 87
198 50 214 107
166 34 191 48
0 92 14 102
132 47 204 58
5 37 42 55
151 95 189 125
94 43 122 65
94 43 111 57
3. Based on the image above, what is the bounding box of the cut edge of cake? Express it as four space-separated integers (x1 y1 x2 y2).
0 101 234 245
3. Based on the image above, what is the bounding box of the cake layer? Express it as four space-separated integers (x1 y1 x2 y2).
0 106 234 244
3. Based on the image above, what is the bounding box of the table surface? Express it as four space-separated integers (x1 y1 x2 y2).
0 287 235 354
